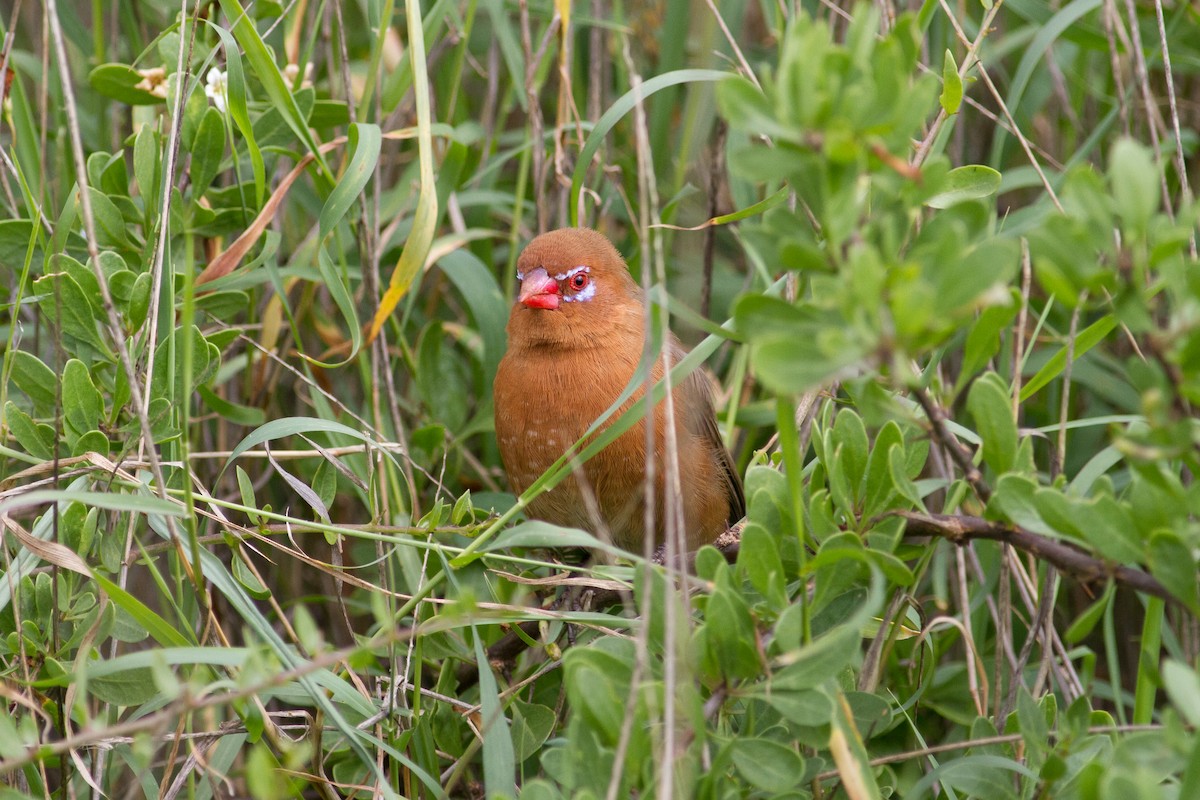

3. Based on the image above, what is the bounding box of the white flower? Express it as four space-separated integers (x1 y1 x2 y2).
205 67 228 113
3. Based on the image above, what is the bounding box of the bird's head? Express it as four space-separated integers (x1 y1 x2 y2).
506 228 642 350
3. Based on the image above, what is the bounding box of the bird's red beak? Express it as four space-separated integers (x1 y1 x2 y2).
517 268 560 310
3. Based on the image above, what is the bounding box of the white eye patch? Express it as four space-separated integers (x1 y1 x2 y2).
553 265 589 281
558 265 595 303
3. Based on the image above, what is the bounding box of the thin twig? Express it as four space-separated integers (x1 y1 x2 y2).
1056 294 1086 478
998 561 1057 721
911 387 991 504
1122 0 1172 221
1152 0 1197 256
894 511 1175 603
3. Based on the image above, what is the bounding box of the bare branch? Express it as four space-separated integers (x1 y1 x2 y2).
895 510 1175 604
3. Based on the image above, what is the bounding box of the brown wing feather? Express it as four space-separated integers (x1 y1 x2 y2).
679 350 746 526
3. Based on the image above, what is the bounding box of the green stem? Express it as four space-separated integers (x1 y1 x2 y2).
1132 595 1164 725
777 395 810 643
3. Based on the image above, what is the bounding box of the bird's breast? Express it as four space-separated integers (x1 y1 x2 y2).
494 344 636 456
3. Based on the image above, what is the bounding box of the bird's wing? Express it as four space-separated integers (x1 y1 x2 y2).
680 353 746 524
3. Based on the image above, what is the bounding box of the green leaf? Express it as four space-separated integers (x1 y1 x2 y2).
60 502 91 554
415 322 467 431
1108 137 1158 232
845 690 892 734
1064 583 1114 644
484 521 625 559
475 633 518 800
72 430 111 457
438 250 509 386
1148 529 1199 613
862 422 904 518
865 548 915 586
150 324 214 401
730 737 807 792
745 465 792 532
4 401 55 460
189 106 226 195
511 700 556 762
308 122 381 365
827 444 857 520
62 359 104 436
95 151 129 199
88 63 166 106
133 124 160 215
751 333 864 395
222 417 399 479
198 386 265 427
564 643 632 743
967 372 1018 475
1021 314 1117 401
1162 660 1200 728
85 187 134 250
367 0 439 342
8 351 58 415
958 297 1019 391
829 690 884 800
233 556 270 600
701 587 762 681
717 77 793 140
127 272 152 331
988 474 1057 536
35 271 111 356
204 21 266 208
833 409 870 500
104 608 143 648
451 490 473 526
773 624 860 690
736 296 873 395
0 489 183 518
761 686 833 726
0 708 29 761
309 99 351 128
1017 686 1050 754
887 443 925 511
737 523 787 609
926 165 1002 208
1033 489 1141 563
54 253 103 315
87 666 159 705
940 49 963 114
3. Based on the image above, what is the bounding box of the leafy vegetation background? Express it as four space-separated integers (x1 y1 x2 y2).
1 0 1199 797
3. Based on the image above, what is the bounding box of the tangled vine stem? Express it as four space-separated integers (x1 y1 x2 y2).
894 510 1175 604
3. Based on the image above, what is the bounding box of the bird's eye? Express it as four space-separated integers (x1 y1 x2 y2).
569 272 589 291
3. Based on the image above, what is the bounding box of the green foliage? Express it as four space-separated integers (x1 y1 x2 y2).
1 0 1199 798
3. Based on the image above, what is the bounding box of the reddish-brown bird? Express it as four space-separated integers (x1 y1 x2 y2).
493 227 744 552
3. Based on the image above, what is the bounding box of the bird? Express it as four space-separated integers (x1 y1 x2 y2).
493 227 745 553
